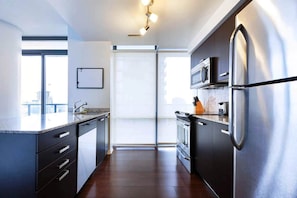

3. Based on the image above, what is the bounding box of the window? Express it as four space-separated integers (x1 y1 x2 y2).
111 47 192 146
21 37 68 116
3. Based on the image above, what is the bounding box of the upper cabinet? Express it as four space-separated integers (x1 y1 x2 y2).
191 13 236 83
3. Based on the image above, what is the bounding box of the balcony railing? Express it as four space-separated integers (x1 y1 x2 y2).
21 104 68 116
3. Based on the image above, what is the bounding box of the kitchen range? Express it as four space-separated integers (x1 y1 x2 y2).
175 111 192 173
175 108 228 174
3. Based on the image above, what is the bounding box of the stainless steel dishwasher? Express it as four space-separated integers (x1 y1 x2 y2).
77 119 97 193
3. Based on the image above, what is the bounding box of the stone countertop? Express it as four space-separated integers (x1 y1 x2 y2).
191 114 229 125
0 111 109 134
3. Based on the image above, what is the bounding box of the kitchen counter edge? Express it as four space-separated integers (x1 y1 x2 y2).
0 111 110 134
191 114 229 125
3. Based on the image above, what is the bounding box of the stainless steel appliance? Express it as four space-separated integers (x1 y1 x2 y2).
229 1 297 197
175 111 192 173
77 119 97 193
191 57 214 89
218 102 228 116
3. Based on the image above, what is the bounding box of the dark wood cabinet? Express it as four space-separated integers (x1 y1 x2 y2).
37 161 77 198
96 116 106 165
37 124 77 197
194 119 214 183
191 13 236 83
194 118 233 198
213 123 233 198
0 124 77 198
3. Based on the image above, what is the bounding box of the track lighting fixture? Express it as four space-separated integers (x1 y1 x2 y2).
139 0 158 35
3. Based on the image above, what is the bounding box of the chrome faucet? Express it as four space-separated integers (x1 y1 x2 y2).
73 100 87 114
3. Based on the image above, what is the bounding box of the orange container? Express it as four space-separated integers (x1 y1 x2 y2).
195 101 204 114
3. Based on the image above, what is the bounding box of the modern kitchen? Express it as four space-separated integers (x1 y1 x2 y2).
1 0 297 197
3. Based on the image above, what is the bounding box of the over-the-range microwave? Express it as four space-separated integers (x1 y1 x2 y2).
190 57 227 89
191 57 213 88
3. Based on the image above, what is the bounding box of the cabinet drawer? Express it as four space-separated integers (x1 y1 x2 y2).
37 149 76 190
38 136 77 171
38 124 76 152
37 161 77 198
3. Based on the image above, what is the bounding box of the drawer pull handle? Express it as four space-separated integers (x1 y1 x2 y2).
58 169 69 181
198 122 206 126
59 145 70 154
221 129 229 135
59 131 70 138
219 72 229 77
58 159 70 169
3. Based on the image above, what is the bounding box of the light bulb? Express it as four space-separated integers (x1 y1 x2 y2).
148 13 158 23
141 0 151 6
139 26 149 35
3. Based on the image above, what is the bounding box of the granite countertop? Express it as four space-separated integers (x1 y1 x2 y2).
0 111 109 134
191 114 229 125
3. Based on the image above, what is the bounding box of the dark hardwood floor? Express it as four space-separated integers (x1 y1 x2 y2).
76 147 216 198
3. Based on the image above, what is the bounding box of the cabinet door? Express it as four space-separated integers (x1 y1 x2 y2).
213 123 233 198
194 119 213 182
104 117 109 155
96 117 105 165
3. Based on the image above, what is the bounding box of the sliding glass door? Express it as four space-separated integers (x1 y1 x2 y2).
21 54 68 115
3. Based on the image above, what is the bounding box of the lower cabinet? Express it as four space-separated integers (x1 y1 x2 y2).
0 124 77 197
96 115 107 165
37 161 77 198
194 118 233 198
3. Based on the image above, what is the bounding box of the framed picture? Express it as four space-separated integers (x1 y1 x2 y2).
76 67 104 89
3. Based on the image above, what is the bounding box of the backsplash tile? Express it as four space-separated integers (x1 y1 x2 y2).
195 86 229 113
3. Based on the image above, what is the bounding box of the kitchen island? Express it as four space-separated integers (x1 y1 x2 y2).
0 111 109 198
0 111 108 134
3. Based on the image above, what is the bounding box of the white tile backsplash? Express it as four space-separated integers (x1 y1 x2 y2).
194 86 229 113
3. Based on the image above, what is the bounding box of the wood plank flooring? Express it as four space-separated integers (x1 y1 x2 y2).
76 147 216 198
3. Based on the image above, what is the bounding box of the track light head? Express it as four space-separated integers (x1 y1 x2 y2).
147 12 158 23
139 25 150 35
141 0 153 6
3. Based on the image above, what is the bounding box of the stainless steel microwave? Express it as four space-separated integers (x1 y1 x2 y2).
190 57 214 89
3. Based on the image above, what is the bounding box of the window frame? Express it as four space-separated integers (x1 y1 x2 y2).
22 37 68 115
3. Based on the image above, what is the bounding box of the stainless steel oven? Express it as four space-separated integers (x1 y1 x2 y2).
175 111 192 173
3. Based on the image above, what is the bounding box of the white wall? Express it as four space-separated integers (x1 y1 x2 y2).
0 21 21 118
68 40 111 109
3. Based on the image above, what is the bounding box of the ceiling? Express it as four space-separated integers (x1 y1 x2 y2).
0 0 239 50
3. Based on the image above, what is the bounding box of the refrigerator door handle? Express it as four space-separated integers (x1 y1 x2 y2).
229 24 248 151
229 88 246 150
229 23 248 87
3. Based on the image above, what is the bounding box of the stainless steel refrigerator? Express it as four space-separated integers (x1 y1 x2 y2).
229 0 297 197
